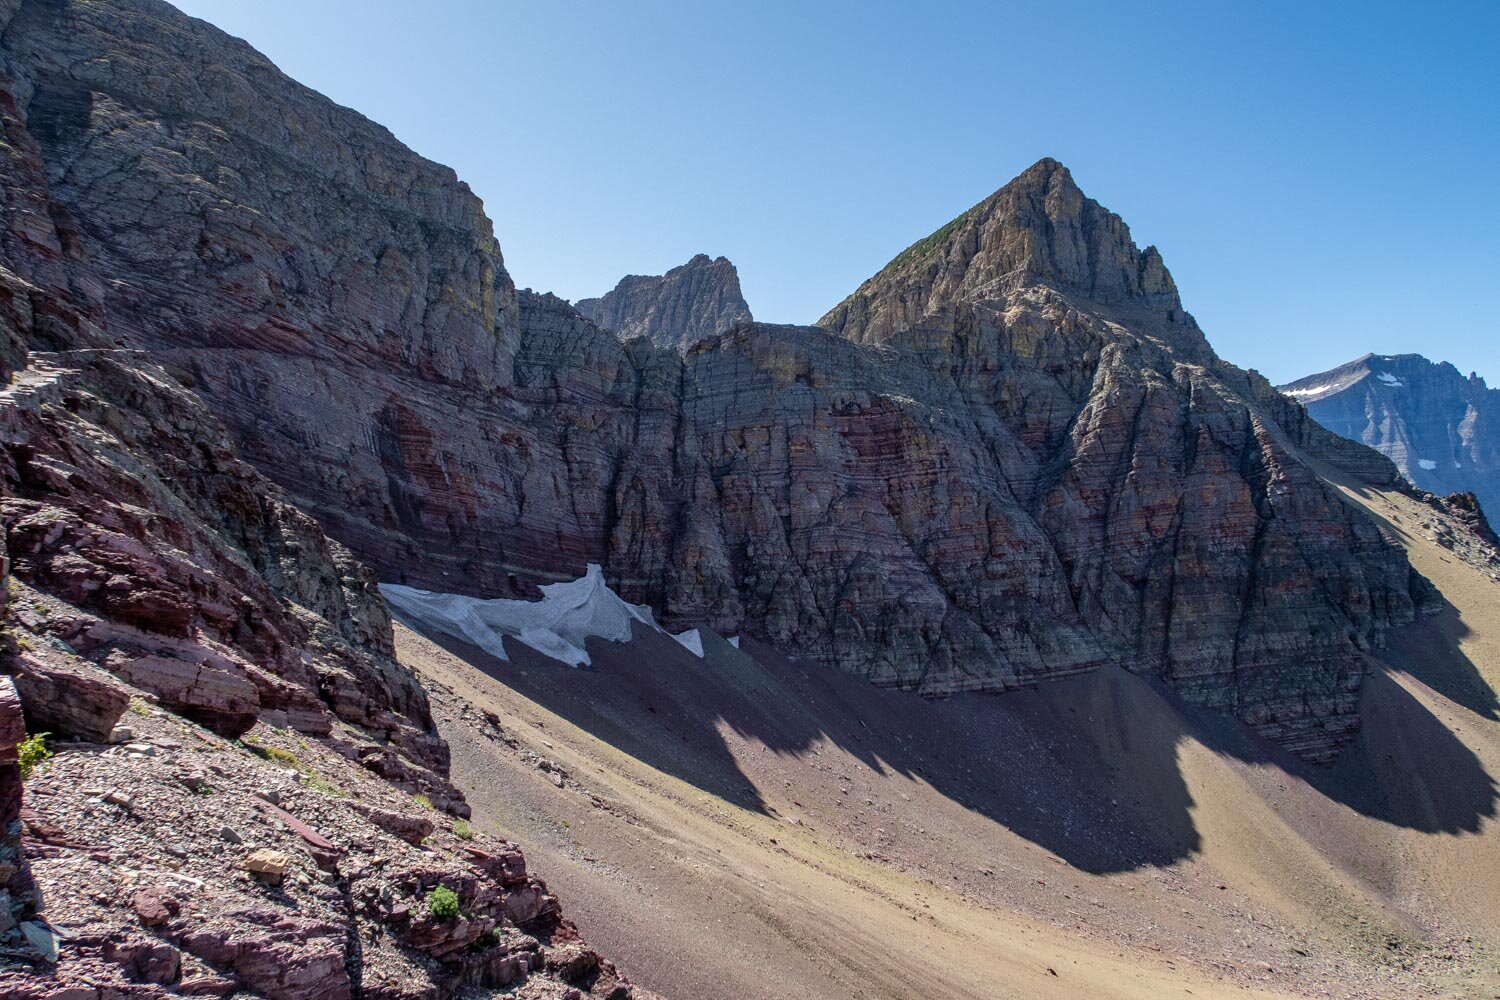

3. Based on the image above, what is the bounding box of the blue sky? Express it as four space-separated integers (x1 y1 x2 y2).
170 0 1498 384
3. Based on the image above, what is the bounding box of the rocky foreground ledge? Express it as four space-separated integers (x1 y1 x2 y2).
0 650 651 999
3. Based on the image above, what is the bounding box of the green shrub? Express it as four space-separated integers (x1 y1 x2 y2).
302 772 344 797
18 733 50 780
452 819 474 840
262 745 300 766
425 884 459 920
243 738 302 768
411 793 433 810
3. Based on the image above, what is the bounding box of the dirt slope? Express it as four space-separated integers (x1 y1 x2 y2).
395 479 1500 1000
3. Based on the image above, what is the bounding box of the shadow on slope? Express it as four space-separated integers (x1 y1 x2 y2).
1384 603 1500 722
1313 664 1499 834
1330 478 1500 722
397 610 1497 874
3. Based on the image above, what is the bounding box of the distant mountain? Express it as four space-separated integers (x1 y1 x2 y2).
574 254 752 352
1281 354 1500 513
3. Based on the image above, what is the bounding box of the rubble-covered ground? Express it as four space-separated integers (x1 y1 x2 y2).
0 602 655 999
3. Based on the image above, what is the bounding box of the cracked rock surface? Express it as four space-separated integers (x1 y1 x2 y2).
0 694 651 1000
0 0 1442 765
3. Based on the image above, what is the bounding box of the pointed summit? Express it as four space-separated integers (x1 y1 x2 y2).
820 159 1185 346
1010 155 1074 190
575 254 753 353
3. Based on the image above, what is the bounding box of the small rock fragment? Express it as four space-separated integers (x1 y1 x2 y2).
133 887 181 927
20 920 60 962
243 848 291 885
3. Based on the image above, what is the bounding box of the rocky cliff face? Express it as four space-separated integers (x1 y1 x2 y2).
1281 353 1500 515
574 253 753 353
0 1 1436 767
0 2 648 994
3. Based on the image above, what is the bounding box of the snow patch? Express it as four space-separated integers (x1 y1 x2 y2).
1418 459 1438 471
1283 383 1337 398
1377 372 1404 387
381 564 703 667
672 628 704 658
727 636 741 649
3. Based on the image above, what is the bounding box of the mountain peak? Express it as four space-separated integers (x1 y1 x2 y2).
1010 155 1076 190
1281 354 1500 512
575 254 752 353
819 159 1186 345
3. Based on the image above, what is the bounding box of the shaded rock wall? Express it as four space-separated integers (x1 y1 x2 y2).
0 4 646 992
0 17 454 799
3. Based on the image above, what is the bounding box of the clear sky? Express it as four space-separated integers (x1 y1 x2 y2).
169 0 1497 384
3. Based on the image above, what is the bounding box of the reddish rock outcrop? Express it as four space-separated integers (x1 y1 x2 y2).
6 645 131 744
0 676 35 928
0 700 647 999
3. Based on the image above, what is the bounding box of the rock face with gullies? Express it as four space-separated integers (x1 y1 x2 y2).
1281 353 1500 515
0 3 647 993
1 0 522 596
0 1 1438 763
575 253 753 352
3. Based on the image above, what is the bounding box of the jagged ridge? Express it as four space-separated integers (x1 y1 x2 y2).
574 253 753 353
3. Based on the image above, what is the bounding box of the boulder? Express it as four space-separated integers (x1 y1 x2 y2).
6 647 131 743
132 887 180 928
349 802 435 847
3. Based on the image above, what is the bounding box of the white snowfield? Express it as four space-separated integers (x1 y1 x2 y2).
381 564 705 667
1419 458 1439 470
1377 372 1405 387
1282 382 1337 398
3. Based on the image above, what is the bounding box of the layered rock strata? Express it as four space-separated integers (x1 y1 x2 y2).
0 0 1438 761
0 2 645 991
